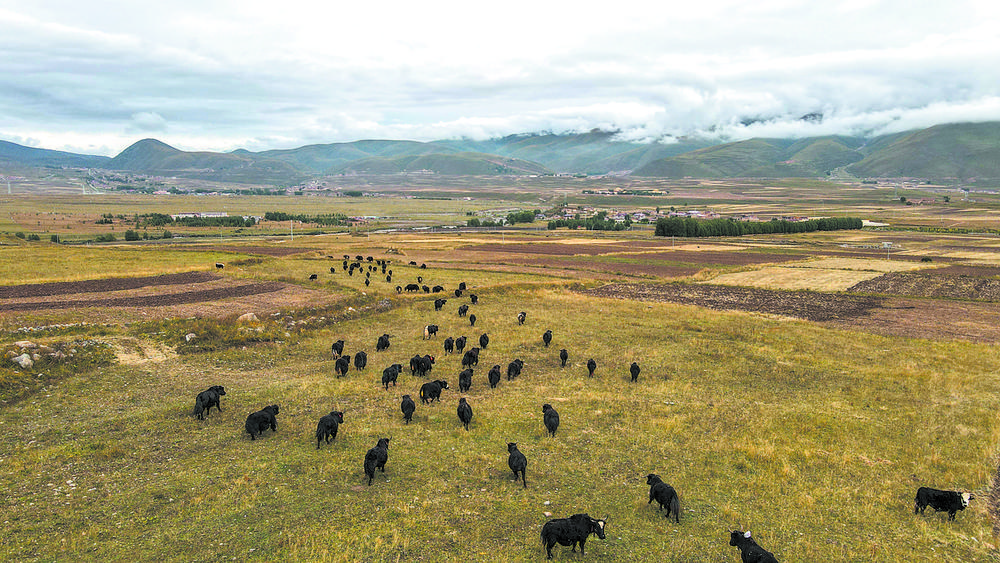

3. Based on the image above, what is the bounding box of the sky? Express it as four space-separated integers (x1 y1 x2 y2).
2 0 1000 156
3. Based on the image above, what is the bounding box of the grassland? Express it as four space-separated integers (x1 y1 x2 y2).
3 188 1000 562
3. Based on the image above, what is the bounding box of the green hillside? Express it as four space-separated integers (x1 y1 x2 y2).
0 140 110 169
847 122 1000 180
330 152 552 176
107 139 306 184
633 139 792 177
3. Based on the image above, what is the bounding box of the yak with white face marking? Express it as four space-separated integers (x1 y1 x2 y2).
914 487 973 521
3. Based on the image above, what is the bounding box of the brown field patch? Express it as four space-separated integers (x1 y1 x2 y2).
847 272 1000 301
0 271 218 298
501 256 702 278
931 265 1000 278
584 282 1000 343
583 283 884 322
0 282 285 311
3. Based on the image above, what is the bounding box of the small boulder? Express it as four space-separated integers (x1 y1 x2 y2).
185 333 197 342
14 340 36 349
237 313 259 323
12 353 33 369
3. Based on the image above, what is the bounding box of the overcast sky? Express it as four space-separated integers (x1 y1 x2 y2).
2 0 999 156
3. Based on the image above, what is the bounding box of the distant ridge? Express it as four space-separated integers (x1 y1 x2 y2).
106 139 306 184
4 121 1000 180
0 140 110 168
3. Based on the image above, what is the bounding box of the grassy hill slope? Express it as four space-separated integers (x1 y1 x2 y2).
330 152 553 175
107 139 306 184
848 122 1000 179
0 140 111 169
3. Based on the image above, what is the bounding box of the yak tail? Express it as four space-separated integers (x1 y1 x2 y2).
670 494 680 523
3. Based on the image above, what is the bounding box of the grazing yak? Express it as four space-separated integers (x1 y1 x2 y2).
458 304 469 317
405 283 420 292
542 403 560 437
454 289 463 298
462 347 480 368
507 442 527 488
363 438 390 486
396 286 402 294
587 358 597 377
542 330 553 347
559 349 568 368
245 405 279 441
630 362 641 382
424 325 439 339
335 356 351 377
517 311 527 325
419 379 449 403
455 336 468 354
215 262 224 269
434 298 447 311
376 333 391 352
331 339 346 358
646 474 680 523
915 487 974 521
354 351 368 371
507 358 524 380
315 411 344 449
470 293 478 304
443 337 455 355
458 368 473 392
457 397 473 430
422 285 430 293
488 365 502 388
458 282 467 290
331 267 336 274
409 354 435 377
729 531 779 563
469 314 477 327
541 514 606 560
382 364 403 389
479 333 489 350
193 385 226 420
400 394 416 424
309 273 318 280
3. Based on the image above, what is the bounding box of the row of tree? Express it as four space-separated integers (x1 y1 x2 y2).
262 211 349 226
654 216 863 237
547 218 631 231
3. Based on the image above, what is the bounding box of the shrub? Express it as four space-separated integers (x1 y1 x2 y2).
124 230 140 241
27 234 41 241
15 232 25 239
161 230 173 239
50 234 59 243
95 234 116 243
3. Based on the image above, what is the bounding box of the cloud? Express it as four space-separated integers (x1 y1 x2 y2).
1 1 999 155
127 112 167 133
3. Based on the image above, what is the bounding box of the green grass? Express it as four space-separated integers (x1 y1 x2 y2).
2 280 999 561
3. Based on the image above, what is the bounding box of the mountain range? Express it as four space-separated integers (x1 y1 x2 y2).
3 122 1000 184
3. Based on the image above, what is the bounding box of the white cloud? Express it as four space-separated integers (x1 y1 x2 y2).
0 1 998 155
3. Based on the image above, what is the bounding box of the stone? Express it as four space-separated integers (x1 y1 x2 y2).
185 333 197 342
12 353 33 369
14 340 36 349
237 313 258 323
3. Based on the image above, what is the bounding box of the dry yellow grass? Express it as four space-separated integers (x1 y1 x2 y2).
787 257 932 272
705 267 884 291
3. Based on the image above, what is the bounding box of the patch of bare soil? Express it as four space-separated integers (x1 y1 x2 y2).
584 282 1000 343
0 272 218 299
583 283 884 322
932 265 1000 278
848 272 1000 301
825 297 1000 343
0 282 285 311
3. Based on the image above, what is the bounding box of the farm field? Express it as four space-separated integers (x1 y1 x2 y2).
3 192 1000 561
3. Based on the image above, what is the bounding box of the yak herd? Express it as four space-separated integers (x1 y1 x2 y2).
191 255 974 560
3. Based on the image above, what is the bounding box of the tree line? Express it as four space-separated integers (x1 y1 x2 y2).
654 216 863 237
263 212 349 226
